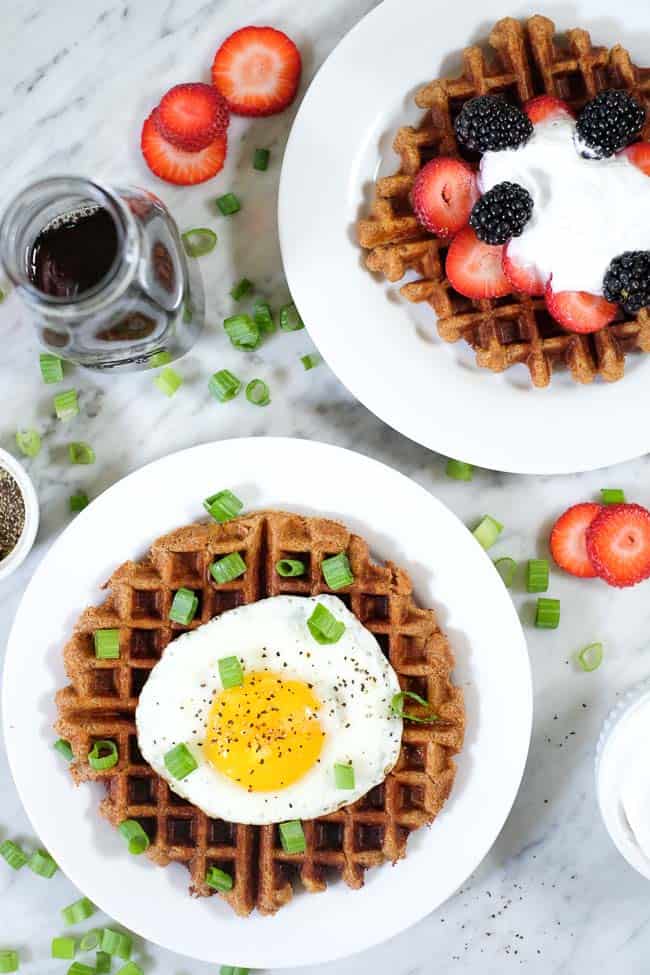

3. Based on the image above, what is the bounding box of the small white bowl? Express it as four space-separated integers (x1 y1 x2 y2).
0 447 39 582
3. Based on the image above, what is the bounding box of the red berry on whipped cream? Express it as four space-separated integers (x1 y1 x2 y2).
523 95 574 125
411 158 479 237
620 141 650 176
502 245 547 296
545 283 618 334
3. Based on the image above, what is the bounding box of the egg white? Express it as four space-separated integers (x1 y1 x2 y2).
135 595 403 824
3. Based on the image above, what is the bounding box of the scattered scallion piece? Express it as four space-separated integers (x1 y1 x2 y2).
223 314 260 350
15 429 41 458
154 367 182 397
209 369 241 402
54 389 79 421
472 515 503 550
101 930 132 960
70 491 89 513
216 193 241 216
390 690 438 724
253 301 275 333
52 938 76 960
96 952 111 974
118 819 150 854
279 302 304 331
245 378 270 406
276 558 306 578
68 442 95 465
321 552 354 590
601 488 625 505
210 552 246 584
164 743 198 780
205 866 233 891
0 289 5 303
115 963 141 975
203 489 243 523
61 896 95 925
526 559 549 593
0 952 18 973
494 557 517 588
577 642 603 672
279 820 306 854
307 603 345 645
253 147 270 171
150 350 172 368
169 587 199 625
0 839 27 870
446 459 473 481
54 737 74 761
88 739 119 771
535 597 560 629
218 655 244 689
27 849 58 878
219 968 249 975
94 629 120 660
300 353 321 371
182 227 217 258
40 353 64 384
79 931 101 952
67 964 93 975
334 762 355 790
230 277 253 301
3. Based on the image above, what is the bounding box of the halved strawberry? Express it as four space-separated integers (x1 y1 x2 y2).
211 26 301 117
586 503 650 588
523 95 575 125
410 158 479 238
550 502 601 578
545 282 618 334
445 226 510 299
141 112 227 185
502 245 547 296
155 83 229 152
620 141 650 176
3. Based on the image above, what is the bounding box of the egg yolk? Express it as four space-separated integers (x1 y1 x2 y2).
204 671 325 791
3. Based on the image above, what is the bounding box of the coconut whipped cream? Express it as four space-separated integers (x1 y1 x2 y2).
479 116 650 294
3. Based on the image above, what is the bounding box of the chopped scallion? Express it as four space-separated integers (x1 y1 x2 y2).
209 369 241 403
276 558 306 578
390 690 438 724
253 301 275 333
526 559 549 593
68 442 95 465
321 552 354 590
216 193 241 216
279 820 305 854
96 952 111 974
223 314 259 350
52 938 76 960
279 302 304 331
169 587 199 625
577 642 603 672
61 897 95 925
94 629 120 660
300 353 321 371
54 738 74 761
150 350 172 368
27 849 58 878
210 552 246 584
101 930 132 960
70 491 89 513
245 378 270 406
494 557 517 588
446 459 473 481
307 603 345 644
54 389 79 421
218 655 244 689
40 353 64 384
230 277 253 301
154 367 182 397
253 148 270 171
334 762 355 790
472 515 503 550
601 488 625 505
535 597 560 629
163 743 198 780
219 968 249 975
0 952 19 973
114 963 141 975
79 931 101 952
182 227 217 258
15 429 41 458
205 865 233 891
203 489 243 523
68 965 94 975
118 819 150 854
0 840 27 870
88 739 118 771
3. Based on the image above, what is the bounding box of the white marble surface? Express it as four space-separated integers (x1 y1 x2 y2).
2 1 650 972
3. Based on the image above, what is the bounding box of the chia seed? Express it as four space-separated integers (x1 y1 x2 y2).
0 468 25 560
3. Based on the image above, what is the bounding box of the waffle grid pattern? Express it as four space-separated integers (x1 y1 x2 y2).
357 15 650 386
56 511 464 916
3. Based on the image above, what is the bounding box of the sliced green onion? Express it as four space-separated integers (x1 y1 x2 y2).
150 350 172 368
52 938 76 960
494 557 517 588
276 558 306 577
279 302 304 331
70 491 89 513
169 587 199 625
601 488 625 505
203 489 243 523
154 366 182 397
118 819 150 854
577 642 603 672
88 739 118 771
68 442 95 465
245 378 270 406
307 603 345 644
223 314 260 350
101 930 132 959
390 690 438 724
253 147 270 171
0 289 4 303
446 459 473 481
216 193 241 216
230 277 253 301
526 559 549 593
321 552 354 590
0 952 18 973
535 597 560 629
54 388 79 421
68 965 94 975
40 353 64 384
96 952 111 974
15 429 41 458
472 515 503 550
300 353 321 370
27 849 58 878
94 629 120 660
219 968 249 975
253 301 275 333
279 820 306 854
0 839 27 870
79 930 101 951
182 227 217 258
334 762 355 790
114 964 141 975
54 738 74 761
218 655 244 689
209 369 241 403
164 743 198 779
205 865 233 891
182 300 193 323
61 897 95 925
210 552 246 584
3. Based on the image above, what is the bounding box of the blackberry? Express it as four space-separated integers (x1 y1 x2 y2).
454 94 532 153
603 251 650 314
575 89 645 158
469 182 533 245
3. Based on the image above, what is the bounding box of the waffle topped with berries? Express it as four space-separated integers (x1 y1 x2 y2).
357 14 650 387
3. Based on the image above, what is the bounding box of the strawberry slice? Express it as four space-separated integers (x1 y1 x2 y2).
211 26 301 117
445 226 510 299
621 141 650 176
545 282 618 334
586 503 650 588
550 503 601 578
523 95 575 124
502 245 547 296
141 112 227 185
410 158 479 238
155 83 229 152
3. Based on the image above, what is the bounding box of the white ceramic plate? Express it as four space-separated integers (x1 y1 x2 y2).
279 0 650 475
3 438 531 968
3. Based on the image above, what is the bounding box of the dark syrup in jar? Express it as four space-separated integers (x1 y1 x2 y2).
28 206 118 298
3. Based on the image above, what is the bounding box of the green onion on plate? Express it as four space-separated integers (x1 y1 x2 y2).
181 228 217 258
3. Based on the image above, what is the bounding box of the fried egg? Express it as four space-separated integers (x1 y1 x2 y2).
135 595 403 824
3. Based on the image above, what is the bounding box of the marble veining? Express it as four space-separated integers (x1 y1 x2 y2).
2 1 650 973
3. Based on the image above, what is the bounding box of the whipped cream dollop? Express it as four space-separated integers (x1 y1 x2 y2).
479 116 650 294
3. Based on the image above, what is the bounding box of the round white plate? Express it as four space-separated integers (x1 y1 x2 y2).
279 0 650 475
3 438 531 968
